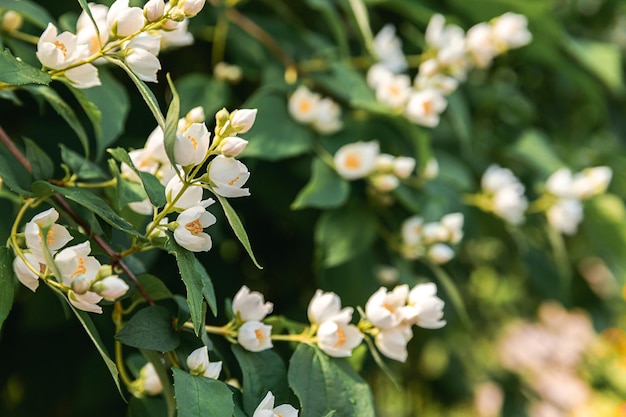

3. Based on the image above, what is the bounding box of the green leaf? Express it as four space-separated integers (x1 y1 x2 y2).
164 74 180 168
115 306 180 352
242 90 315 160
60 144 107 180
0 247 16 332
132 274 173 303
165 238 205 335
292 158 350 210
508 130 564 177
172 368 234 417
105 56 165 128
108 147 166 208
0 0 55 28
109 158 146 209
315 203 378 267
0 49 51 85
67 68 130 159
215 194 263 269
0 152 32 195
23 138 54 180
288 344 375 417
129 397 168 417
195 259 217 317
231 345 290 415
304 0 348 57
23 85 90 156
31 181 144 239
565 37 625 94
66 298 123 398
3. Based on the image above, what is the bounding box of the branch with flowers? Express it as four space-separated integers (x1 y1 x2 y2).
1 0 626 416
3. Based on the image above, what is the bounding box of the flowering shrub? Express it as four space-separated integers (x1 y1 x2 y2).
1 1 626 416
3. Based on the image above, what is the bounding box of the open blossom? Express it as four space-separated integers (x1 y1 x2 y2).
232 285 273 322
186 346 222 379
207 155 251 198
107 0 145 38
238 320 273 352
491 12 532 50
124 34 162 82
308 290 353 324
69 290 103 314
76 3 110 55
481 164 528 225
365 285 409 330
173 205 217 252
24 208 73 257
310 97 343 135
466 22 498 68
13 253 44 292
317 320 363 358
174 122 211 166
405 89 447 127
403 283 446 329
374 73 412 109
92 275 129 301
165 176 209 210
288 85 321 124
572 166 612 199
55 241 101 294
375 325 413 362
253 392 299 417
373 24 408 73
334 141 380 180
547 198 583 236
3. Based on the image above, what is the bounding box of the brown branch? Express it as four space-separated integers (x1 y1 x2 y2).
0 123 155 306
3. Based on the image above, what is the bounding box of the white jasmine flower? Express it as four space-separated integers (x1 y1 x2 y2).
316 320 364 358
144 0 165 22
107 0 145 38
253 391 299 417
373 24 408 73
375 325 413 362
55 241 101 294
421 222 448 244
24 208 73 257
573 166 612 199
392 156 416 179
424 14 468 78
92 275 130 301
68 289 103 314
545 168 575 198
128 198 155 216
427 243 455 264
165 176 207 210
207 155 251 198
370 174 400 192
403 283 446 329
367 63 394 90
547 198 583 235
311 97 343 135
232 285 273 322
13 253 43 292
229 108 257 134
491 12 532 50
173 206 217 252
219 136 248 157
124 34 162 82
440 212 464 244
333 141 380 180
405 89 447 127
178 0 206 17
238 320 273 352
139 362 163 395
76 3 110 55
375 153 395 171
173 122 211 166
401 215 424 247
466 22 498 68
288 86 321 124
307 290 353 324
375 73 412 109
186 346 222 379
481 165 528 225
159 19 194 48
365 285 409 330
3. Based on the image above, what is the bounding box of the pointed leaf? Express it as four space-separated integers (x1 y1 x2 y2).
215 194 262 269
0 48 51 85
108 147 166 208
0 247 16 332
60 144 107 180
115 306 180 352
23 137 54 180
292 157 349 210
288 344 375 417
194 259 217 316
172 368 234 417
131 274 173 303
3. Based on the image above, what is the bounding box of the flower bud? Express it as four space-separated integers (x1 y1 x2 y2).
229 109 257 134
96 264 114 281
143 0 165 22
219 136 248 157
370 174 399 192
186 106 206 124
427 243 455 264
393 156 416 179
92 276 130 301
180 0 205 17
168 8 186 22
2 10 23 32
213 62 242 83
214 107 231 135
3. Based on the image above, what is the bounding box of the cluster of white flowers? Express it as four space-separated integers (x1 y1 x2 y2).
12 208 129 313
36 0 205 88
400 212 464 264
288 85 343 135
232 285 274 352
333 141 416 192
542 166 612 235
365 283 446 362
498 302 596 416
479 164 529 225
307 290 364 357
122 106 257 252
252 391 299 417
367 13 531 128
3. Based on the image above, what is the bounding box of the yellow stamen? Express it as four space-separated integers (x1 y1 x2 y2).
227 176 241 186
333 327 346 348
185 219 203 235
187 134 198 150
53 40 68 58
254 329 265 340
71 258 87 279
382 302 395 313
298 99 312 113
422 99 434 116
344 154 360 169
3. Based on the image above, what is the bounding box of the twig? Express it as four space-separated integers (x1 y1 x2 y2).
0 123 155 306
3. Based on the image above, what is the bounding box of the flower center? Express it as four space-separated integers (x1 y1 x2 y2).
298 99 312 114
187 134 198 150
382 302 395 313
254 329 265 340
185 219 203 235
333 327 346 348
71 258 87 279
227 175 241 186
344 154 360 170
422 99 434 116
53 40 68 58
